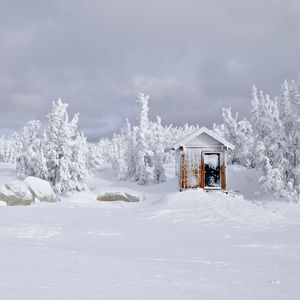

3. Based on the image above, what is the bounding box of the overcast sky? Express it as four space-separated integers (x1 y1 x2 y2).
0 0 299 140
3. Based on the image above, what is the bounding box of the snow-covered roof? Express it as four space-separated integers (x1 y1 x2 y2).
172 126 235 150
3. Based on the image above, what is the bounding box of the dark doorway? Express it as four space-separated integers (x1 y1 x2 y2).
204 153 221 188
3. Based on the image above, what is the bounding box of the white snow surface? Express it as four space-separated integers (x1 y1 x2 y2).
0 162 299 299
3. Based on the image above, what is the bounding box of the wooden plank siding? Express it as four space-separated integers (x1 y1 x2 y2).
179 148 227 191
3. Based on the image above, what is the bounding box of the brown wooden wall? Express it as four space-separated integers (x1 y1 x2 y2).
179 148 227 191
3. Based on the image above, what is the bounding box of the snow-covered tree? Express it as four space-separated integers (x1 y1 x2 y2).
97 137 113 164
44 99 88 193
110 133 128 180
122 119 136 178
69 132 89 191
0 133 21 164
259 157 284 198
86 141 105 169
214 107 255 167
134 92 151 184
251 87 285 166
16 120 47 178
152 117 166 183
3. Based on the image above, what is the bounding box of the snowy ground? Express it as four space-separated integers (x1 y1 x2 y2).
0 163 300 299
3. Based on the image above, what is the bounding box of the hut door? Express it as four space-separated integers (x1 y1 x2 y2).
203 153 221 188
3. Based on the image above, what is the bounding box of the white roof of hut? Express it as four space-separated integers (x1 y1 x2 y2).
172 126 235 150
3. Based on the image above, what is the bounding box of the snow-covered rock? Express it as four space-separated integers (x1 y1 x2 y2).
24 177 57 202
0 183 33 206
5 181 33 202
97 192 139 202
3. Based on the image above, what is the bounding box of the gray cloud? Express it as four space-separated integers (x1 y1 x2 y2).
0 0 299 140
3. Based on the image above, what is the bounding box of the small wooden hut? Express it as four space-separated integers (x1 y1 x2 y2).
172 127 234 191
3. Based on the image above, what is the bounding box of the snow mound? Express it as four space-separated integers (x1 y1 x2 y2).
148 189 285 226
97 192 139 202
24 177 57 202
0 182 33 206
227 164 265 200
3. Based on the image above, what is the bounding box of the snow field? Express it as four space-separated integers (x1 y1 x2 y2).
0 163 299 299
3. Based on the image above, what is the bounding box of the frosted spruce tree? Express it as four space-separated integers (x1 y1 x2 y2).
16 120 47 179
45 99 88 193
110 133 128 180
96 137 113 164
152 116 166 183
134 92 151 184
214 107 254 167
0 133 21 164
69 132 89 191
122 119 136 179
86 142 104 169
251 86 285 167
